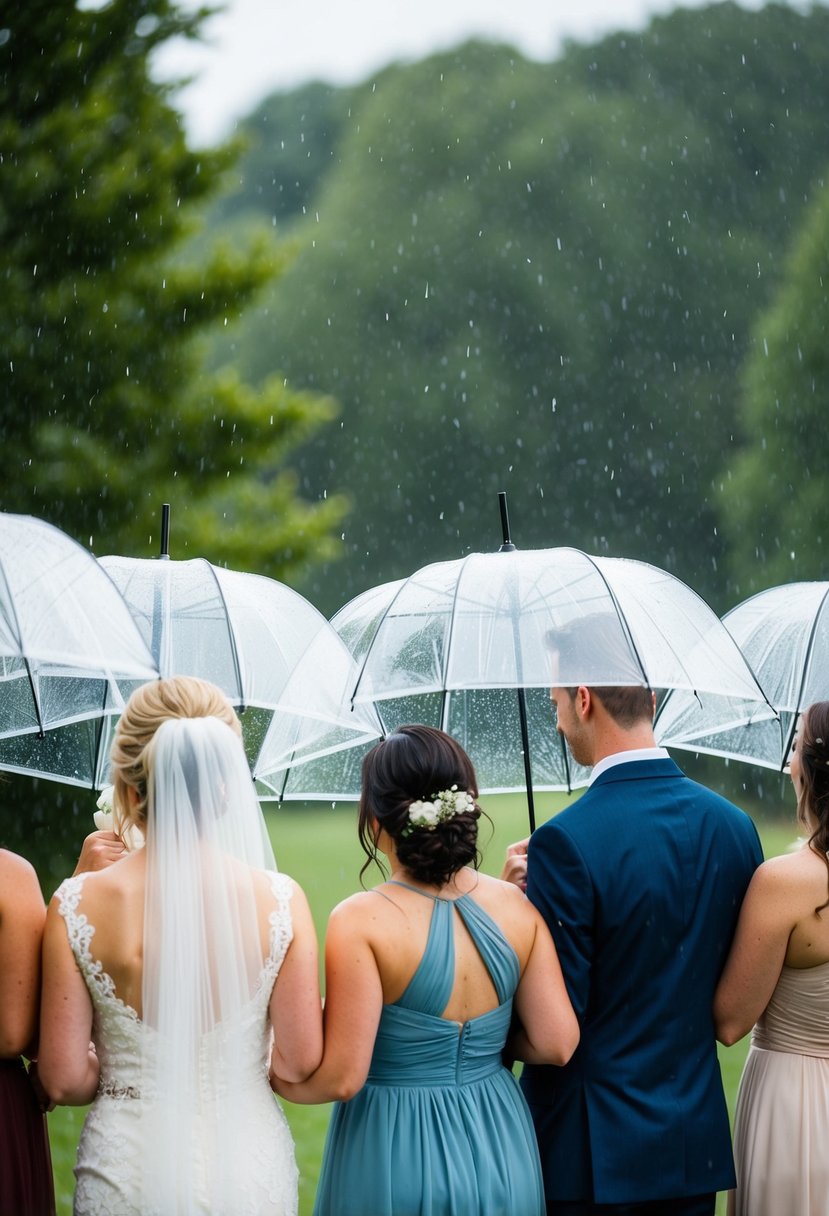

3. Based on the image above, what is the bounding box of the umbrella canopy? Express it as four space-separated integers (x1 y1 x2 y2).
99 555 381 788
262 546 773 826
656 581 829 771
0 515 158 786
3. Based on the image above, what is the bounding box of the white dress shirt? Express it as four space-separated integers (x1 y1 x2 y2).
589 747 670 786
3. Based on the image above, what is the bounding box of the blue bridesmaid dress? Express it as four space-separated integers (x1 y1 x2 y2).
313 882 545 1215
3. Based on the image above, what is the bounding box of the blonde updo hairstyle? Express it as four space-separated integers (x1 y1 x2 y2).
111 676 240 831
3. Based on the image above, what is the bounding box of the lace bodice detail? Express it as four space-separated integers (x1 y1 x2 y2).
56 869 295 1099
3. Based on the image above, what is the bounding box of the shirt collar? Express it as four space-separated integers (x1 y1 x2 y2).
589 747 670 786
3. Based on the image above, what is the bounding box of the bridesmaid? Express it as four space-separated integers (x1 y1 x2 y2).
275 725 579 1216
714 701 829 1215
0 847 55 1215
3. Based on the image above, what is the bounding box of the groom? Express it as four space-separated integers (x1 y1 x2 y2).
506 622 763 1215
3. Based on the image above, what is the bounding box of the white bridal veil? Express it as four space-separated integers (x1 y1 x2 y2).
139 715 278 1214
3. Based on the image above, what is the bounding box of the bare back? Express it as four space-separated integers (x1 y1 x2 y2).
69 851 284 1019
360 869 540 1023
782 843 829 969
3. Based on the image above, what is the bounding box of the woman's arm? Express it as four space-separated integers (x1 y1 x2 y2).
0 851 46 1057
268 881 323 1083
272 898 383 1104
510 902 580 1066
714 860 796 1046
38 896 99 1104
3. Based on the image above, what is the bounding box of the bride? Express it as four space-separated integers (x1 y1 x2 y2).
38 676 322 1215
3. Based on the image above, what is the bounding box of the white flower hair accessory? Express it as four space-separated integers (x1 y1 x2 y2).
405 785 476 834
93 785 145 852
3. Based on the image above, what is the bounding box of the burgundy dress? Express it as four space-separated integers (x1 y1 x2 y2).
0 1057 55 1216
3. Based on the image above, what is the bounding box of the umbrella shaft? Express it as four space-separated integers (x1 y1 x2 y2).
516 687 536 833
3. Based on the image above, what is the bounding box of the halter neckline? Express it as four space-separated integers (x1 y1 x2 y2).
387 878 470 904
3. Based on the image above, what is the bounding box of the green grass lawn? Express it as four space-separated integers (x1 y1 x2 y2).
46 793 799 1215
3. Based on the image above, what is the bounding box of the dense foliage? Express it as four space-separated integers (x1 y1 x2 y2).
210 1 829 613
0 0 346 576
721 175 829 593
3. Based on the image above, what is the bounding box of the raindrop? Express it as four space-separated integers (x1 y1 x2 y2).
135 14 159 36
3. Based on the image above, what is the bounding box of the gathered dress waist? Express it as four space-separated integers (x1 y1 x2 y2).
752 960 829 1057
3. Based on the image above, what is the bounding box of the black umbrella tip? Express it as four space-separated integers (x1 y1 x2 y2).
497 491 516 550
160 503 171 558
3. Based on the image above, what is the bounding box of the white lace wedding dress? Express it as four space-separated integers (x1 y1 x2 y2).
56 869 300 1216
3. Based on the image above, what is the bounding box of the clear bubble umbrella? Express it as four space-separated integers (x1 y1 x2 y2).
0 514 158 787
262 496 773 828
656 581 829 772
98 549 381 790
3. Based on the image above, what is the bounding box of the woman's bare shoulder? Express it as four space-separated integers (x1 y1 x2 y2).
0 850 42 918
471 870 532 911
325 887 408 940
57 851 142 905
0 848 37 882
759 843 825 880
331 887 392 917
752 845 829 906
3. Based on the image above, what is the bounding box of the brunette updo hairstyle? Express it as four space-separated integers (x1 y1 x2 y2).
358 725 484 886
110 676 240 831
795 701 829 911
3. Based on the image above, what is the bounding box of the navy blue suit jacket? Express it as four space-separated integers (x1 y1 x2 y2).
521 757 763 1204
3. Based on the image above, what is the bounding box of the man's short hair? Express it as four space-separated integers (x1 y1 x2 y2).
548 614 653 728
581 684 653 727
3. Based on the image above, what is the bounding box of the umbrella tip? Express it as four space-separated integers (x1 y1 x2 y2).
497 491 516 552
160 503 171 559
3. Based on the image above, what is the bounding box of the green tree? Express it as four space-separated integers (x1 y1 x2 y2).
719 173 829 596
0 0 346 576
213 4 829 613
209 80 351 229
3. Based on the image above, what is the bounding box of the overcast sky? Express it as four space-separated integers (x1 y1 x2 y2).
153 0 773 146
